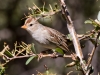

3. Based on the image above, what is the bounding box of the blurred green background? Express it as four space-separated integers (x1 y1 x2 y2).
0 0 100 75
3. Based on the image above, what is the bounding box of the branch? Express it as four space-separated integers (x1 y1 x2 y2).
7 54 72 60
78 29 95 40
59 0 83 61
88 32 100 66
1 42 73 67
59 0 90 74
27 4 61 20
3 53 72 66
85 32 100 75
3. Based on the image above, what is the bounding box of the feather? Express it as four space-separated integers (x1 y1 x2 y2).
44 26 70 52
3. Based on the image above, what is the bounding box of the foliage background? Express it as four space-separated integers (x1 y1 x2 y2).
0 0 99 75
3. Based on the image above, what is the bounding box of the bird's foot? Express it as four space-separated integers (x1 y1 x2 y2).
51 52 57 58
37 53 43 61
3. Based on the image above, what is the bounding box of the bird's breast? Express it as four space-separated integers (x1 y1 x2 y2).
32 28 50 44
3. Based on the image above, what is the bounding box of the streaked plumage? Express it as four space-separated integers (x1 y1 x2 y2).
21 17 70 52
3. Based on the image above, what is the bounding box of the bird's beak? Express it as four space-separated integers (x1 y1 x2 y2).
21 25 27 29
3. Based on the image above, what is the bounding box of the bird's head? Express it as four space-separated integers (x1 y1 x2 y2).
21 17 40 33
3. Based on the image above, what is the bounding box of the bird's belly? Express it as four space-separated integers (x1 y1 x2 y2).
41 42 57 49
31 29 57 49
33 36 57 49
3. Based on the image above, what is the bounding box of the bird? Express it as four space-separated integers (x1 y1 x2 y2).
21 16 72 53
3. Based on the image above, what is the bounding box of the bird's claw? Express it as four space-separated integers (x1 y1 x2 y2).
37 53 43 61
51 52 57 58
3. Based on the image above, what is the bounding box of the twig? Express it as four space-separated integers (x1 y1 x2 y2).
87 47 96 68
67 71 73 75
7 54 72 60
78 29 95 40
88 32 100 65
44 65 49 71
35 9 61 21
86 32 100 75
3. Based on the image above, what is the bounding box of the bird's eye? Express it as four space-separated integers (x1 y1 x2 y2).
29 24 33 26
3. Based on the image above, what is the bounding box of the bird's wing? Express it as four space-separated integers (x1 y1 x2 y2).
44 26 70 52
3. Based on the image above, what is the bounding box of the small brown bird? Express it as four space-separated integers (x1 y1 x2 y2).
21 17 71 53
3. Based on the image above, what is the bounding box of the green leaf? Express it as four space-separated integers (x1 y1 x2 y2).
55 48 64 54
31 43 36 54
85 19 100 29
25 56 37 65
84 20 92 24
95 26 100 31
67 34 72 40
4 50 13 57
0 65 5 75
46 70 49 75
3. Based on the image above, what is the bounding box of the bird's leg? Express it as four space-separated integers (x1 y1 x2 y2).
51 49 57 58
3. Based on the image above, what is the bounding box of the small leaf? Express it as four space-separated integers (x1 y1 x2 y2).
25 56 37 65
55 48 64 54
95 19 100 25
95 26 100 31
0 66 5 75
89 19 100 28
46 70 49 75
67 34 72 40
84 20 92 24
97 11 100 21
65 62 76 67
4 50 13 57
31 43 36 54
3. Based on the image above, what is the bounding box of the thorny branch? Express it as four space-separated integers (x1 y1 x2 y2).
24 3 61 20
6 53 72 61
1 43 72 67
